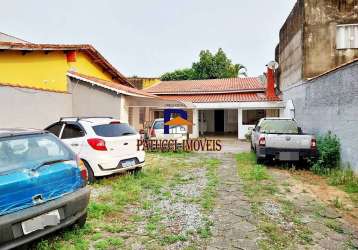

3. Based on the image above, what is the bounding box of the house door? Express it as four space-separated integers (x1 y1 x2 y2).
214 110 224 132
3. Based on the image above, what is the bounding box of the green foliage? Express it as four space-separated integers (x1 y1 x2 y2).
161 68 195 81
310 133 340 174
160 48 246 80
328 168 358 194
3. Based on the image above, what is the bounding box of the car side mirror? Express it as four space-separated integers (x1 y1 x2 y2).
298 127 303 134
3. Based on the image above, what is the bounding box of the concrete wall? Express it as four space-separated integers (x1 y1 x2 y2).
303 0 358 79
278 0 358 89
70 79 122 119
279 30 304 90
0 85 72 129
283 61 358 171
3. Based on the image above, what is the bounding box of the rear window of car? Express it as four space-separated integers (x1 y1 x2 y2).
0 133 75 174
153 121 164 129
92 123 136 137
259 120 299 134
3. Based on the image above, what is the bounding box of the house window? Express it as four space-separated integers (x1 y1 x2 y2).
242 110 266 125
336 24 358 49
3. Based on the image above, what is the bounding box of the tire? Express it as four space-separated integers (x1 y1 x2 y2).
250 142 255 152
75 212 87 228
130 167 142 175
255 147 265 164
82 160 95 184
14 244 29 250
256 157 265 165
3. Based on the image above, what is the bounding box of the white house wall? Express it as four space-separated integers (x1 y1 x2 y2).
70 79 122 119
0 85 72 129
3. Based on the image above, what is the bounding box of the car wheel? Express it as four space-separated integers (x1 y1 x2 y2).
82 160 95 184
14 244 29 250
76 212 87 228
130 167 142 175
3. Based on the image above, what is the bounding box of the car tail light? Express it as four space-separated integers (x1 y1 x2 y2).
87 138 107 151
77 156 88 182
311 138 317 150
259 137 266 146
150 128 156 137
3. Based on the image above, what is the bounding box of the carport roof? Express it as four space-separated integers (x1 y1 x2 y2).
67 71 158 98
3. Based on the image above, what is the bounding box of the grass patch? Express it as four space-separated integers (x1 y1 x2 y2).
94 237 124 250
200 158 220 211
258 221 291 250
161 234 187 245
325 219 344 233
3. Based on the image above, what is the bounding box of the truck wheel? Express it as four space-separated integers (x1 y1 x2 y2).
255 148 265 164
76 212 87 228
82 160 95 184
256 157 265 164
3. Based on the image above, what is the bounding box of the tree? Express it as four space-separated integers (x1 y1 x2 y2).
160 48 246 81
160 68 195 81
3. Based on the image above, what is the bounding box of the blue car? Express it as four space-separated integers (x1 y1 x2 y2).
0 129 90 249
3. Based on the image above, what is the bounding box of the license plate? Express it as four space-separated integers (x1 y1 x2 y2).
122 159 136 168
21 209 60 235
279 152 299 161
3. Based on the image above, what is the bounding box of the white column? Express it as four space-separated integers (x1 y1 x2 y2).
120 95 129 123
237 108 243 140
192 109 199 138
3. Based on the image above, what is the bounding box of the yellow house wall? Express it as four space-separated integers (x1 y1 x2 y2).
0 50 115 92
143 78 160 89
0 51 69 91
70 52 113 82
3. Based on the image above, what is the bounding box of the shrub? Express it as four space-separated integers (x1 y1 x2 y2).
310 132 340 174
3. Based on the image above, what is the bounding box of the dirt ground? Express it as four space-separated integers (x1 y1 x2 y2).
33 147 358 250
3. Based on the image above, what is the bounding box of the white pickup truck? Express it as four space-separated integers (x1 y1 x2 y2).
251 118 317 164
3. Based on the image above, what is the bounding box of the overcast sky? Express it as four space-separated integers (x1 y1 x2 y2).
1 0 296 77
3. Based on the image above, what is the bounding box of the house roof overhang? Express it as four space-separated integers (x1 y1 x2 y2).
67 72 193 108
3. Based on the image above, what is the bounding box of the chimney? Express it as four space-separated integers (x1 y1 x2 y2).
266 61 278 100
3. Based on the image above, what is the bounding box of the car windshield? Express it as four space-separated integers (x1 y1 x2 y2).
0 133 75 174
93 123 136 137
259 120 299 134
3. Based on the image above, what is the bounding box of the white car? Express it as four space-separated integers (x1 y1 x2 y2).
45 117 145 183
146 118 188 143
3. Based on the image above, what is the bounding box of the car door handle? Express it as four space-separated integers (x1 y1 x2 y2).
71 143 79 147
123 142 128 145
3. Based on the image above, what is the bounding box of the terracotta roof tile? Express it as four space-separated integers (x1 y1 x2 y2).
159 93 281 103
145 77 265 94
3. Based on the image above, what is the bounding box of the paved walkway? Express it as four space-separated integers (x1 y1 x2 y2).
208 154 262 250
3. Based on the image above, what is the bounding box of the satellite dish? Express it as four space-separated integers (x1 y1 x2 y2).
266 61 279 70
